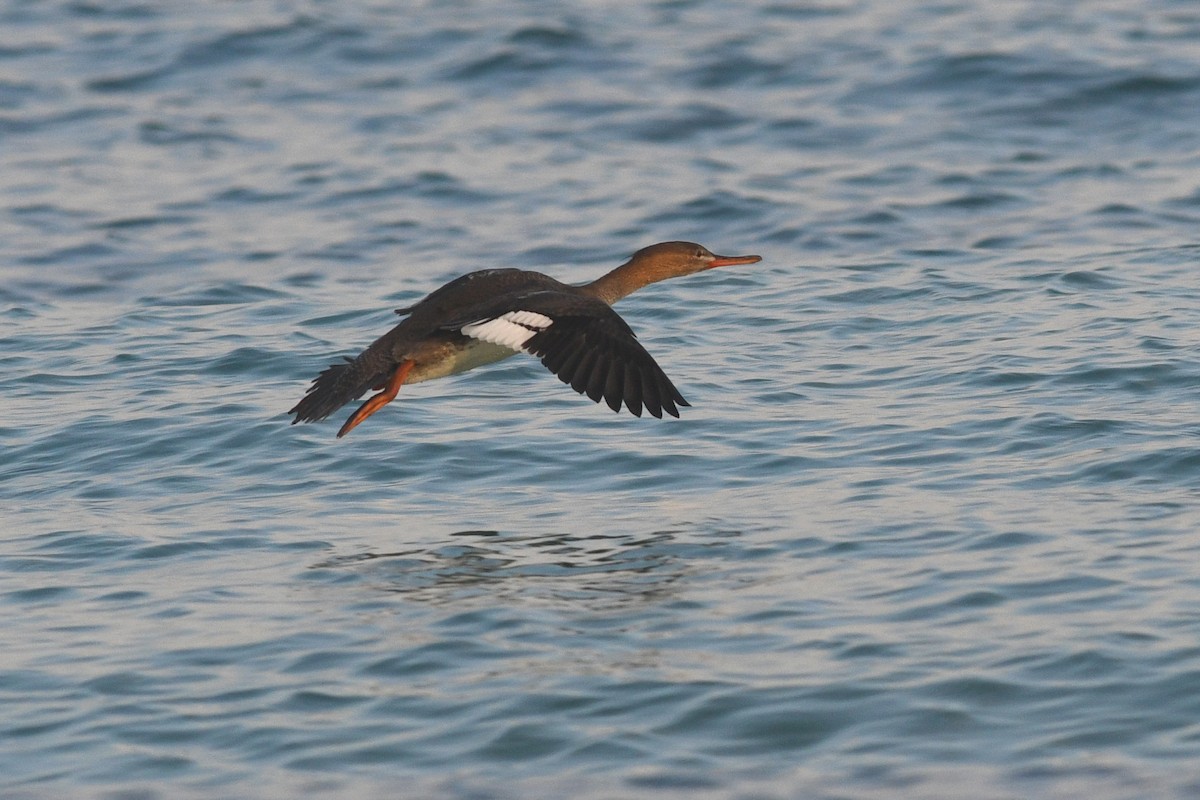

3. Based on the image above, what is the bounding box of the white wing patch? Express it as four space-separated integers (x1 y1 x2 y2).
460 310 554 351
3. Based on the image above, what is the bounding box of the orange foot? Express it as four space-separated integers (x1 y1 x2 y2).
337 360 414 438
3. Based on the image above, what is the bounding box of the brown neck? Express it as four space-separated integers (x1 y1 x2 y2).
582 259 656 305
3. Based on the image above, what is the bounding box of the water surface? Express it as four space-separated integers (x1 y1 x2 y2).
3 2 1200 798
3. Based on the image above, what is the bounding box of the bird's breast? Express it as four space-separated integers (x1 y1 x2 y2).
404 337 518 384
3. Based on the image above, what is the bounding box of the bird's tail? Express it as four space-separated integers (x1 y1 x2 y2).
289 355 386 424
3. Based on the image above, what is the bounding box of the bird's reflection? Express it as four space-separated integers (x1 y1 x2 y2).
314 527 706 611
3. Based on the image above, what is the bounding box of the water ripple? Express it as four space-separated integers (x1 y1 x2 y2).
3 2 1200 799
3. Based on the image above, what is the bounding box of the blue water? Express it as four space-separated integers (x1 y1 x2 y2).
4 1 1200 798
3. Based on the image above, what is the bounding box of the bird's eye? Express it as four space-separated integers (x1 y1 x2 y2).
695 248 705 257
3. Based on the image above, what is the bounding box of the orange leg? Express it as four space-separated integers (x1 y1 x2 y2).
337 360 414 438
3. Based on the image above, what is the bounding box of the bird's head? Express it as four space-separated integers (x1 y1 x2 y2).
627 241 763 282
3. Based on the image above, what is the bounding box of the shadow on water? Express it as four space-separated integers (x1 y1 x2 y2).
310 527 710 610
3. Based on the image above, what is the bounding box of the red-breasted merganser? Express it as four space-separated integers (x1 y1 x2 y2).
289 241 762 437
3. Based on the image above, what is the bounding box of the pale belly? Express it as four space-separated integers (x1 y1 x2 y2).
405 339 518 384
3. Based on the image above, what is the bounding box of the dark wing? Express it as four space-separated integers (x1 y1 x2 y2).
525 314 689 418
444 290 689 418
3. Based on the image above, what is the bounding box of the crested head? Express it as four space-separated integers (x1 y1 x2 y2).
627 241 762 280
581 241 762 303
